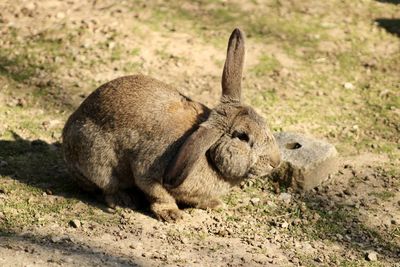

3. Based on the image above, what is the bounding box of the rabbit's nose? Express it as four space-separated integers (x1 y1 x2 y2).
269 152 281 168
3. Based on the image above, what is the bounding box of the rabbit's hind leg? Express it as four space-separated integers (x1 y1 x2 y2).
104 190 135 209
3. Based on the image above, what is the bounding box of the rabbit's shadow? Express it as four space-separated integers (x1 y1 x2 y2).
0 132 151 217
375 19 400 38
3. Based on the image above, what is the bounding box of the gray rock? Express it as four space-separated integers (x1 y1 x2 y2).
270 132 338 191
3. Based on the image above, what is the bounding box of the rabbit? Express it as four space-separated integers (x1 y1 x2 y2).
62 28 281 222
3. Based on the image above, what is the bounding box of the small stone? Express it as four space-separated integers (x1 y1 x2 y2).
69 219 81 228
365 251 378 261
280 221 289 228
278 193 291 203
51 236 62 243
296 217 304 224
105 207 116 213
56 12 65 19
379 89 391 98
350 125 359 133
313 213 321 222
250 197 260 205
65 236 76 243
299 203 307 212
343 82 354 90
108 42 116 49
25 2 36 10
240 197 250 205
314 257 323 263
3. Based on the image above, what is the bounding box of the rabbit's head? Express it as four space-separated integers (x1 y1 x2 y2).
165 28 281 187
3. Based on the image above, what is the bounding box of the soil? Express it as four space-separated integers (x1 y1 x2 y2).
0 0 399 266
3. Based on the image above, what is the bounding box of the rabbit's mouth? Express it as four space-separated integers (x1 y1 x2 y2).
247 153 281 179
247 164 274 179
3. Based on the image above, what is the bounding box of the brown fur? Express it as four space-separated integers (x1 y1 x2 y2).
62 29 281 221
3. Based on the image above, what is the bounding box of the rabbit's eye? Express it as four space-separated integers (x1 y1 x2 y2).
232 131 250 143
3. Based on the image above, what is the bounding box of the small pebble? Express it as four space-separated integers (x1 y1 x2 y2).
343 82 354 90
69 219 81 228
250 197 260 205
25 2 36 10
56 12 65 19
365 251 378 261
314 257 323 263
51 236 62 243
278 193 292 204
280 221 289 228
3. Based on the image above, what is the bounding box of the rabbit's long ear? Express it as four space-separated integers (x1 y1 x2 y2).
221 28 245 103
164 126 221 188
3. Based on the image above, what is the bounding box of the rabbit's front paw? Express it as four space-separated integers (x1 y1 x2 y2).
152 203 183 222
155 208 184 222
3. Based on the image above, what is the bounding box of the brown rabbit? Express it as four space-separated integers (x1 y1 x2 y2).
62 28 281 222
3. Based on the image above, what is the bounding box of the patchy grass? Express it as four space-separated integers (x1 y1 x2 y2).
0 0 399 265
251 54 281 77
368 191 396 201
0 55 38 83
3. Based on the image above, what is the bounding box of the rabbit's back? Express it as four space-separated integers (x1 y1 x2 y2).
77 75 207 131
62 75 210 191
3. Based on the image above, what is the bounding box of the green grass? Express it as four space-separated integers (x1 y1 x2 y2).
251 54 281 77
0 54 38 82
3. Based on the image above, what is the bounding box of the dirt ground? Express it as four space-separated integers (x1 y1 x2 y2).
0 0 399 266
